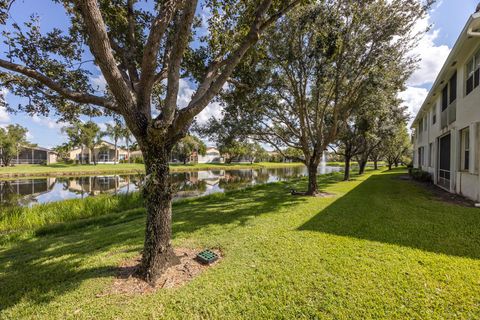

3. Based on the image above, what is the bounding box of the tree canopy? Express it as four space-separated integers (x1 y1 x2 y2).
0 124 29 166
0 0 302 283
202 0 429 194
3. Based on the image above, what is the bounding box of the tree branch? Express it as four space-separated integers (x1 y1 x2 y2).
159 0 198 128
73 0 134 110
174 0 302 131
138 0 180 107
0 58 117 111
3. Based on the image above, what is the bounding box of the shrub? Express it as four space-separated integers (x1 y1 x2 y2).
133 157 144 164
410 168 432 183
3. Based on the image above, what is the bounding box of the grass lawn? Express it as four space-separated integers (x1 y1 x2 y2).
1 169 479 319
0 162 305 178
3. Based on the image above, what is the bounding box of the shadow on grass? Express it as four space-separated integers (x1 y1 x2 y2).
299 171 480 260
0 174 341 312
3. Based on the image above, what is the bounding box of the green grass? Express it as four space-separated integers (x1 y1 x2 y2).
0 162 305 178
1 169 480 319
0 193 143 241
326 161 386 167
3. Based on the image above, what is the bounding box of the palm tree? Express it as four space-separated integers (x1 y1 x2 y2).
81 121 101 165
121 126 133 163
104 118 125 165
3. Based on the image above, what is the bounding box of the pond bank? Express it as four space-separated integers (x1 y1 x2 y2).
0 162 305 179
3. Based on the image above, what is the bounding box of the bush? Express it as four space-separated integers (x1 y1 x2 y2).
133 157 144 164
410 168 432 183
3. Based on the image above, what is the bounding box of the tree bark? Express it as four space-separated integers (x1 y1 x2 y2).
374 160 378 170
344 156 351 181
138 143 180 284
358 159 367 175
306 161 319 195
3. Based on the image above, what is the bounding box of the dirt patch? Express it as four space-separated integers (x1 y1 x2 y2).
399 175 476 207
102 248 222 296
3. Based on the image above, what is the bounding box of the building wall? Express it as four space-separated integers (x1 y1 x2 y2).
413 38 480 202
68 144 128 163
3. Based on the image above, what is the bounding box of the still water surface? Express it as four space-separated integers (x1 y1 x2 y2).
0 166 342 208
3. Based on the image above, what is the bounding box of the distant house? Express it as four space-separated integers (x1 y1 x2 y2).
411 6 480 201
0 146 58 165
128 147 224 164
67 141 128 164
197 147 224 163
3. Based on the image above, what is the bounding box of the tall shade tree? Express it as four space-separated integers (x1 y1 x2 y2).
0 0 302 283
82 121 102 165
382 125 412 170
0 124 29 166
207 1 431 195
333 74 409 180
172 135 206 164
62 122 85 164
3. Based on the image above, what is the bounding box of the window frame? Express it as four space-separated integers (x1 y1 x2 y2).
460 127 470 171
429 143 433 167
466 49 480 96
449 72 457 103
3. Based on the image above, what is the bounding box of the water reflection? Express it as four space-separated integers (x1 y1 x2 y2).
0 166 342 208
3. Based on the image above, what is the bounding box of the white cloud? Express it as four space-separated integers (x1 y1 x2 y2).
32 115 67 130
175 79 224 125
91 68 107 93
400 3 451 127
0 88 10 123
26 130 34 140
196 101 224 125
407 8 451 86
399 86 429 125
0 107 9 123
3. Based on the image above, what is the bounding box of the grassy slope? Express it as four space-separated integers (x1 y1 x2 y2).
1 169 479 319
0 162 305 178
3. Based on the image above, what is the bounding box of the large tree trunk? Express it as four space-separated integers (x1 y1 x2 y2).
138 143 180 284
358 159 367 175
343 156 351 181
374 160 378 170
306 161 319 195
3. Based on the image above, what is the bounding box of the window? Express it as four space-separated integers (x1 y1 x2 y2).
98 150 109 162
476 51 480 87
432 112 436 125
418 147 425 168
466 50 480 96
460 127 470 171
442 85 449 111
429 143 433 167
449 72 457 103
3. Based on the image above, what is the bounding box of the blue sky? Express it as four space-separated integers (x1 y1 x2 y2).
0 0 479 148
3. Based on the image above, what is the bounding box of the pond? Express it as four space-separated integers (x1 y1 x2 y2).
0 165 342 208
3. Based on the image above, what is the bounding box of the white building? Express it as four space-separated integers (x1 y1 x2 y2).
412 6 480 201
197 147 224 164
